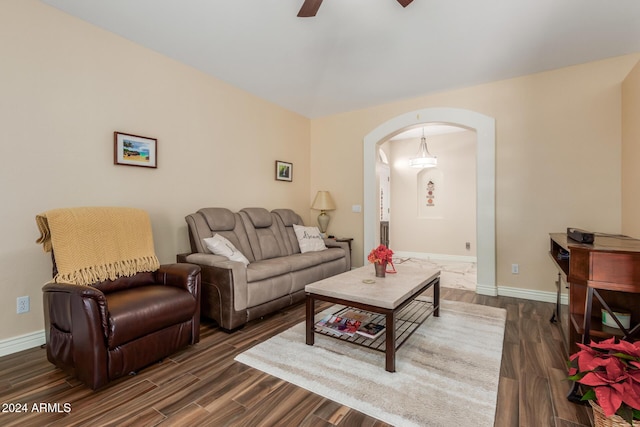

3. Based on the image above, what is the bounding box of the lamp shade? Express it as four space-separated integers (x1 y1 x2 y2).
311 191 336 211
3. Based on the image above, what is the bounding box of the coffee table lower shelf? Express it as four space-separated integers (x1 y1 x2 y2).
314 298 437 354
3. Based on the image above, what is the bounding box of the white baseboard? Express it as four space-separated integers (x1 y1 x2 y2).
0 330 45 357
394 251 477 263
476 283 498 296
498 286 568 305
394 253 566 305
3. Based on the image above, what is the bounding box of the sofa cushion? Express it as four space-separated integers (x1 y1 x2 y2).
242 207 273 228
272 209 303 255
293 224 327 253
240 208 286 261
244 248 346 282
285 248 344 271
272 209 300 227
203 234 250 266
187 208 256 262
198 207 236 231
106 285 196 348
246 258 291 282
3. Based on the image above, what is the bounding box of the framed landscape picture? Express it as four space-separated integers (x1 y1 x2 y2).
276 160 292 182
114 132 157 168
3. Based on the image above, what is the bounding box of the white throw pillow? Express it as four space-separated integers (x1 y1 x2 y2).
203 234 250 266
293 224 327 253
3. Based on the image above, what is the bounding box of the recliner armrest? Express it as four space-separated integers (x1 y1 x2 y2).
42 281 109 337
42 280 110 388
154 263 201 344
154 263 201 296
43 280 107 300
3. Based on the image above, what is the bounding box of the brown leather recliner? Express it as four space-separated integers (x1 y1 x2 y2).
37 207 201 389
43 261 201 389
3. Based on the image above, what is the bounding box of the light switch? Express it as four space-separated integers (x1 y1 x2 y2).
352 205 361 213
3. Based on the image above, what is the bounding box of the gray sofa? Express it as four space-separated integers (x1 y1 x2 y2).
177 207 350 330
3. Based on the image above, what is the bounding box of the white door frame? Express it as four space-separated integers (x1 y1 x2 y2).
363 107 497 295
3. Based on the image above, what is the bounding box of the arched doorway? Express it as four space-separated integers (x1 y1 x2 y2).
363 107 496 296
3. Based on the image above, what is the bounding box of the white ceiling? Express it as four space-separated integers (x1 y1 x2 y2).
42 0 640 118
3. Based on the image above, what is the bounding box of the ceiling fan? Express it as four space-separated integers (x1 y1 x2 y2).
298 0 414 17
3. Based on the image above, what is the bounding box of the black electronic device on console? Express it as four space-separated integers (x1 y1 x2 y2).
567 227 595 244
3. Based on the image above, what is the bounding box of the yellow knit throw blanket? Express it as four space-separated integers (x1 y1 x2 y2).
36 207 160 286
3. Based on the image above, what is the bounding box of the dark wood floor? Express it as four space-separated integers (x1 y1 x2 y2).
0 288 592 426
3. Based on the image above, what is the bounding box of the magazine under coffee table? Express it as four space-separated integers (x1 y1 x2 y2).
305 264 440 372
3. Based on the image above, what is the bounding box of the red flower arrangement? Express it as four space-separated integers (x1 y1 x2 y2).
368 244 394 264
568 337 640 423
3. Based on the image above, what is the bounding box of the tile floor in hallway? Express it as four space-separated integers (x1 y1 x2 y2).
395 257 477 291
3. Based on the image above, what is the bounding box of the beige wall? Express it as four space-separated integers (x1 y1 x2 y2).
385 131 477 256
622 61 640 236
311 54 640 293
0 1 310 342
3 0 640 348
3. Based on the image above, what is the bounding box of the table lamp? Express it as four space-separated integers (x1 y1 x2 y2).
311 191 336 234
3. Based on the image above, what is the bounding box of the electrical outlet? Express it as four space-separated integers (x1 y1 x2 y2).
511 264 519 274
17 296 29 314
465 242 471 250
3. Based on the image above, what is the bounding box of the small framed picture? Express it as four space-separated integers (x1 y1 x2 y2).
275 160 293 182
114 132 157 168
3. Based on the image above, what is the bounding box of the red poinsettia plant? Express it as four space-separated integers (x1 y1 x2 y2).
568 336 640 423
368 244 394 264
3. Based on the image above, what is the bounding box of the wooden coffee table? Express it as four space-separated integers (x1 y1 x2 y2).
305 263 440 372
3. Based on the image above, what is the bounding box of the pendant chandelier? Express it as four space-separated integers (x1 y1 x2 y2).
409 128 437 168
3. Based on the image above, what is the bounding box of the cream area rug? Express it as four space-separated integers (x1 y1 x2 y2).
235 299 506 427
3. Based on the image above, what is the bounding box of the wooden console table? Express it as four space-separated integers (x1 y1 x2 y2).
549 233 640 400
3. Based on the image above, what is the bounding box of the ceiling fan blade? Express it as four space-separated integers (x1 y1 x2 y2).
298 0 323 17
397 0 414 7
